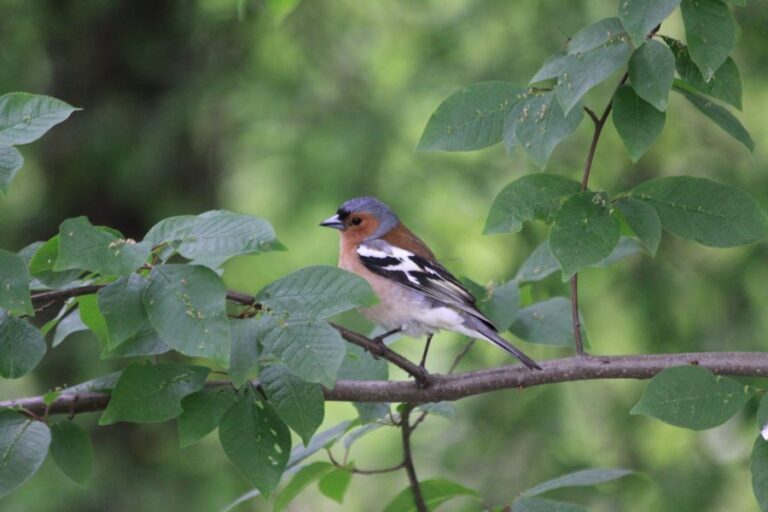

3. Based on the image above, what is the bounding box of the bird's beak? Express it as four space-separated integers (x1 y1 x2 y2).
320 214 344 230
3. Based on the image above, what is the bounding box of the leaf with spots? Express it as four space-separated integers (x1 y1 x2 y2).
259 316 346 388
28 235 83 289
628 176 767 246
177 387 237 448
55 217 151 277
509 297 587 347
417 81 527 152
484 173 581 234
261 364 325 446
549 192 620 280
256 266 376 321
674 84 753 152
97 274 148 348
630 365 754 429
99 362 210 425
619 0 680 46
219 392 292 496
144 264 232 364
0 250 32 315
0 93 78 146
681 0 737 81
508 92 584 169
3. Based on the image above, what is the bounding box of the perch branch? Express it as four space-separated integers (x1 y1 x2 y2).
6 352 768 416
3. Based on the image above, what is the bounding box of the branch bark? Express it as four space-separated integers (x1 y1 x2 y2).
6 352 768 416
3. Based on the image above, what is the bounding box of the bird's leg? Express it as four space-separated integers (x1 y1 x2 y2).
371 328 401 346
418 334 433 370
368 328 402 360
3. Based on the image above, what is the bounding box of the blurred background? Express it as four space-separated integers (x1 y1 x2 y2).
1 0 767 510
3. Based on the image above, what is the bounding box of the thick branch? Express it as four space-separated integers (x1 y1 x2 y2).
6 352 768 416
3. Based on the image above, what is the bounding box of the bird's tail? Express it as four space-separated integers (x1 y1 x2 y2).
464 318 542 371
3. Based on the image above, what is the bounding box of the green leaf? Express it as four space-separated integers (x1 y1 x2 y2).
758 395 768 438
515 242 561 283
0 145 23 196
674 84 753 152
481 280 520 331
352 402 390 423
144 264 232 364
508 92 584 169
630 366 754 429
416 82 527 152
554 38 632 115
612 85 666 162
318 467 353 504
99 362 210 425
273 462 334 512
337 343 388 382
100 325 170 359
383 478 481 512
530 53 571 84
513 498 588 512
77 294 111 348
175 210 284 268
49 421 93 486
28 235 83 289
55 217 151 276
0 311 46 378
177 387 237 448
619 0 680 46
681 0 737 81
664 37 741 109
521 468 635 497
616 197 663 255
0 93 78 146
417 402 457 420
261 364 325 446
97 274 147 348
219 392 291 496
229 316 266 387
509 297 586 347
0 410 51 498
256 266 376 321
628 176 767 246
484 174 581 234
628 40 675 111
549 192 620 280
60 372 122 394
260 317 346 388
567 18 627 54
0 250 33 315
752 437 768 512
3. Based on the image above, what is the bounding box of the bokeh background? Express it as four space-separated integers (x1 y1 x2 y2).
1 0 767 510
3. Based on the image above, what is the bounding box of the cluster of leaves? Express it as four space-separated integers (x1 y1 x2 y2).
415 0 768 510
2 1 767 510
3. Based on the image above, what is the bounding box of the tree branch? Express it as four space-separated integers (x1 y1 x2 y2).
6 352 768 416
400 404 427 512
570 71 630 356
29 285 430 386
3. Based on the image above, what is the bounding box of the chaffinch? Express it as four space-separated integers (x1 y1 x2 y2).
321 196 541 371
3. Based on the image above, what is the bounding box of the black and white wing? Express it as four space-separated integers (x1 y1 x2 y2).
357 240 478 314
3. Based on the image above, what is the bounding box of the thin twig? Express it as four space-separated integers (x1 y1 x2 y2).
6 352 768 414
571 71 630 356
400 404 427 512
448 340 476 374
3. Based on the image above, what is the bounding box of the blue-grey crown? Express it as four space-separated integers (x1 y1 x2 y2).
337 196 399 239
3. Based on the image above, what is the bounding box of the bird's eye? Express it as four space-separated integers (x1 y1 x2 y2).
351 217 362 226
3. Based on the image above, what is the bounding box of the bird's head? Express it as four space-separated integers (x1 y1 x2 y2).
320 196 399 242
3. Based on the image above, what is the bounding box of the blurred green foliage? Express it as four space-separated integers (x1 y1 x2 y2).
1 0 766 510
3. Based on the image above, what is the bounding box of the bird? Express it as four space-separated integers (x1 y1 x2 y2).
320 196 542 371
